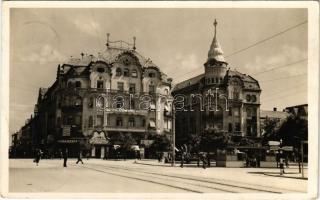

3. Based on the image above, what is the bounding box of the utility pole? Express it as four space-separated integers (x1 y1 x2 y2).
301 140 307 178
171 105 176 167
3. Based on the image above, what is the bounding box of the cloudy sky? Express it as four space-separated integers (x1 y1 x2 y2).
10 8 308 134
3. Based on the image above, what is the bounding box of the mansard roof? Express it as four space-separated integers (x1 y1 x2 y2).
172 74 204 92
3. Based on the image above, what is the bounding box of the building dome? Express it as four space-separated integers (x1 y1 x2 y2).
207 19 227 64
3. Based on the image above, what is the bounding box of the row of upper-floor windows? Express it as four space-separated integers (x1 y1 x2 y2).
206 77 223 84
116 68 138 77
88 115 148 128
67 80 164 94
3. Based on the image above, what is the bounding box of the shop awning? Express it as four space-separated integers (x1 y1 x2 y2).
149 120 156 128
131 145 140 151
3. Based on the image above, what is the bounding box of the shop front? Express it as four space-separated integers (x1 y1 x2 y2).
89 131 109 159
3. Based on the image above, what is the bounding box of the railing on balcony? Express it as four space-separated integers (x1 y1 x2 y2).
105 125 146 132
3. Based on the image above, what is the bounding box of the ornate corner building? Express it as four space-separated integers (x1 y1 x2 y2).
26 36 173 158
172 20 261 145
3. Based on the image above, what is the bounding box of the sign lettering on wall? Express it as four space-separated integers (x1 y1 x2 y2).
63 125 71 136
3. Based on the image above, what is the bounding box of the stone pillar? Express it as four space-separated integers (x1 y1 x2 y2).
91 146 95 157
101 146 105 159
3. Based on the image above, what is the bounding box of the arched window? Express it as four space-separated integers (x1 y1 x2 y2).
88 116 93 128
123 68 129 77
131 69 137 78
96 96 105 109
116 68 122 76
116 97 124 109
116 117 123 127
128 117 135 127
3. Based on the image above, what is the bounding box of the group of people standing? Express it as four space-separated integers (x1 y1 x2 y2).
33 148 84 167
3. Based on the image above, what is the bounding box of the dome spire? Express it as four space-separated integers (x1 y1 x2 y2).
214 19 217 39
207 19 227 64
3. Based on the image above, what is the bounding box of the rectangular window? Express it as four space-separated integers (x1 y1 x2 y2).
117 82 124 92
235 122 241 132
128 118 135 127
149 85 155 94
228 123 233 132
129 83 136 93
149 120 156 128
96 115 104 126
88 97 94 108
234 108 240 117
116 117 123 127
74 116 81 126
97 80 104 89
228 107 232 116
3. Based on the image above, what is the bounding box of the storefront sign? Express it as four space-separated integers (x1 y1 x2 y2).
282 146 293 151
57 139 78 144
89 131 108 145
269 146 280 151
141 140 154 147
268 141 280 146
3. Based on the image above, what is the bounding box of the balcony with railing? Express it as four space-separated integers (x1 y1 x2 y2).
105 125 146 133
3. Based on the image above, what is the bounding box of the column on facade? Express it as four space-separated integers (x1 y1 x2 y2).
101 146 105 159
91 146 95 157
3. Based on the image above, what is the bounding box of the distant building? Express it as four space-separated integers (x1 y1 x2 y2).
260 107 290 135
285 104 308 120
172 20 261 145
14 35 173 158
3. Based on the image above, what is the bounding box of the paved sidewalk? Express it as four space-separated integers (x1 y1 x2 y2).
10 159 307 193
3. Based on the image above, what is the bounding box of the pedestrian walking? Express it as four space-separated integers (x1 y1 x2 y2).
285 156 289 168
201 153 207 169
63 149 68 167
279 157 285 175
34 148 41 166
180 152 186 168
76 151 83 164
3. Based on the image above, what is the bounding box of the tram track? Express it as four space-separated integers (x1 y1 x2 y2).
73 162 289 193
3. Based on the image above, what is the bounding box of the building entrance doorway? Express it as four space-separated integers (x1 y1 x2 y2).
95 147 101 158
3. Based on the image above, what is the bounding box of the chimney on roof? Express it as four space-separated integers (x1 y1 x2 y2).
273 107 277 111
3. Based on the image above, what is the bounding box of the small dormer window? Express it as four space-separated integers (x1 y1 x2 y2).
132 69 137 78
251 95 257 102
149 72 156 78
124 68 129 77
97 67 105 73
116 68 122 76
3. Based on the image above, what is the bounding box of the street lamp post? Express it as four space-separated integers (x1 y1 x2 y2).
171 105 176 167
